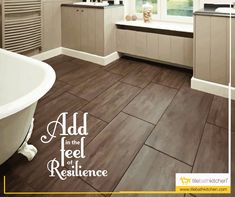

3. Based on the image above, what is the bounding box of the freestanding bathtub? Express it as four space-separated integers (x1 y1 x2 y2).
0 49 56 165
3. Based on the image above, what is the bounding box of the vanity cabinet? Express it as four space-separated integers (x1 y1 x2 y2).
62 5 124 56
194 14 235 86
116 29 193 68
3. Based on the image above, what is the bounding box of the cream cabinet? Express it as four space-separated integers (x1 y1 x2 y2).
116 28 193 68
116 29 135 54
62 6 124 56
194 15 233 86
146 33 159 60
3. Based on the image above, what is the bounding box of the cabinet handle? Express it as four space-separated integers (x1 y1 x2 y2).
81 10 84 12
76 9 79 12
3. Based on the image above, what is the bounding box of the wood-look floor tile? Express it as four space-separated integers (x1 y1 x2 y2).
80 112 154 192
193 124 228 173
70 58 102 69
152 68 188 89
121 65 162 88
113 146 191 197
106 58 144 76
37 80 72 110
52 62 80 79
1 174 34 193
59 63 101 86
207 96 235 131
69 70 122 101
36 178 104 197
82 82 141 122
60 111 108 148
192 133 235 197
146 87 213 165
0 153 103 197
123 83 177 124
34 92 87 135
44 55 74 65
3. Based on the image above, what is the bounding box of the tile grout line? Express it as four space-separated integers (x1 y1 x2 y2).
144 144 193 167
190 95 215 173
109 125 157 196
122 111 155 126
207 120 235 133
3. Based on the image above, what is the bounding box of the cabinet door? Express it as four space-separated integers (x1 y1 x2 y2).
80 8 88 52
135 31 147 57
210 17 228 85
86 8 96 54
158 34 171 62
95 9 104 56
184 38 193 68
61 7 81 50
116 29 135 54
195 15 211 81
171 36 184 65
146 33 159 60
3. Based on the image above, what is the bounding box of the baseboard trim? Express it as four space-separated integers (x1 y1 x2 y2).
32 47 62 61
31 47 120 66
62 47 120 66
191 77 235 100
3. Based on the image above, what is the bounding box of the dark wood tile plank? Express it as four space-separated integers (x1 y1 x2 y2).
152 68 188 89
34 92 88 135
123 83 177 124
69 70 122 101
113 146 191 197
192 133 235 197
193 124 228 173
62 111 108 147
59 63 102 86
37 80 72 110
106 58 144 76
121 64 162 88
44 55 75 65
82 82 141 122
207 96 235 131
70 58 101 69
0 112 106 194
146 87 213 165
1 157 103 197
52 62 80 79
37 178 104 197
80 112 154 192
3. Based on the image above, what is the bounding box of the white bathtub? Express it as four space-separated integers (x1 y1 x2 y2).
0 49 56 165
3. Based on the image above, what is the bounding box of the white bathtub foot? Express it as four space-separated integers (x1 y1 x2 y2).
18 118 38 161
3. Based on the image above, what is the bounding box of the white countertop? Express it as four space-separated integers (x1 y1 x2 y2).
116 20 193 33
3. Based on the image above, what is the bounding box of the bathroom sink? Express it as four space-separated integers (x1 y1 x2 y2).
215 7 235 14
73 2 109 6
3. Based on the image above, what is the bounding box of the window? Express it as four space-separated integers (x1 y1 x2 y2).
167 0 193 17
134 0 198 23
136 0 158 14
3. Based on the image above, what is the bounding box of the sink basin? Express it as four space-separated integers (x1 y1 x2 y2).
215 7 235 14
73 2 109 6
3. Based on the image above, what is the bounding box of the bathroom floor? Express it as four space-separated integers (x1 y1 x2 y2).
0 55 234 197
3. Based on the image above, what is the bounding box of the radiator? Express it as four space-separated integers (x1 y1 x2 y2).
1 0 42 53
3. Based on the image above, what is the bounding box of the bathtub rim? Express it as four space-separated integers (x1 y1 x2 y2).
0 49 56 120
